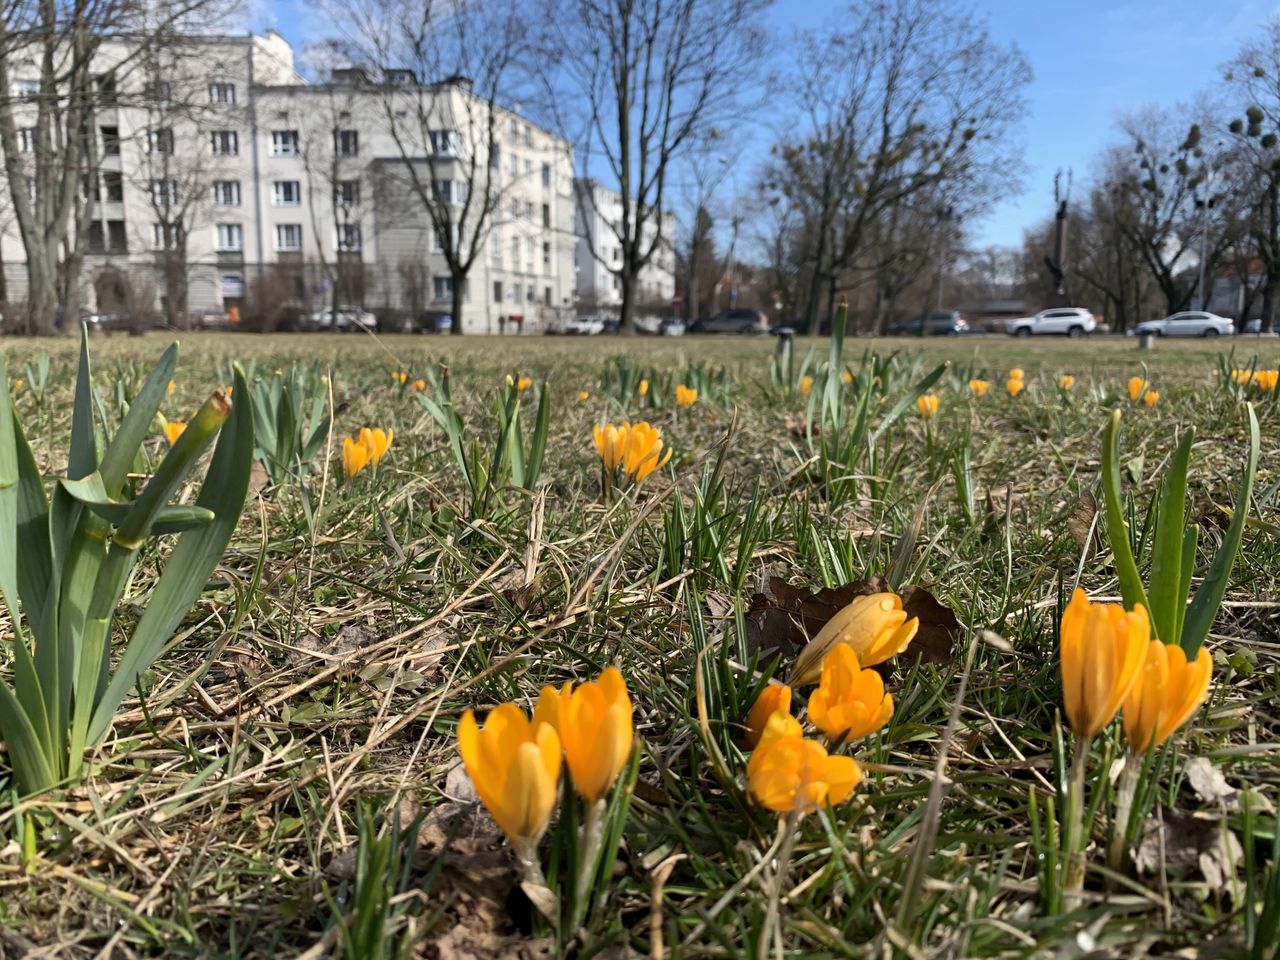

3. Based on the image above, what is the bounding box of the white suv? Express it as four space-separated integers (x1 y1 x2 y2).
1006 308 1097 338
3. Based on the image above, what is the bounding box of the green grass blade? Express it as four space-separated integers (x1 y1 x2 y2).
68 325 98 482
1101 410 1151 614
1183 403 1259 655
0 680 57 795
98 343 177 498
1147 429 1194 642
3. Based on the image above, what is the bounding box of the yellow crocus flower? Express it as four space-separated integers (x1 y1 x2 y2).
968 379 990 397
744 683 792 749
554 666 634 804
675 384 698 407
1127 377 1147 402
1059 588 1148 739
1122 642 1212 752
791 593 919 685
916 393 939 419
164 421 186 446
747 714 862 814
806 644 894 743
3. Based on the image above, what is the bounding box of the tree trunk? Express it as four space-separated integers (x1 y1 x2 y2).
618 269 637 336
450 268 465 335
1260 280 1275 335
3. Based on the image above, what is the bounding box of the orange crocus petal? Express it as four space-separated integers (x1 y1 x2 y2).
342 435 369 479
744 683 792 748
1123 642 1212 751
457 705 561 845
1059 588 1149 739
164 421 186 446
791 592 919 685
807 644 894 742
747 732 863 814
558 666 634 803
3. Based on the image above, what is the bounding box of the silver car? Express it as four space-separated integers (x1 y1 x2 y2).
1134 311 1234 338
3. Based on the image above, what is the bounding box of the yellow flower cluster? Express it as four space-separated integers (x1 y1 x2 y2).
506 374 533 392
1059 589 1211 751
743 592 918 815
968 378 990 397
1234 368 1279 392
593 421 673 484
456 667 633 849
1006 367 1025 397
391 370 408 386
342 426 393 480
675 384 698 407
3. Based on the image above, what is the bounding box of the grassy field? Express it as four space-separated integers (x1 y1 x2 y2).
0 329 1277 958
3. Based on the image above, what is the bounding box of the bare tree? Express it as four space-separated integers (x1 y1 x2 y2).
329 0 531 335
761 0 1030 335
0 0 231 334
538 0 769 334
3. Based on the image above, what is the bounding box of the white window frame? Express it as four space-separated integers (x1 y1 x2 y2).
274 223 303 252
337 223 361 252
211 130 238 156
270 130 299 156
335 129 359 157
336 179 360 206
213 180 241 207
18 128 35 153
209 82 236 105
215 223 243 252
272 180 301 206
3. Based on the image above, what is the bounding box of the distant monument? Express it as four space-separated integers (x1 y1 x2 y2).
1043 170 1071 306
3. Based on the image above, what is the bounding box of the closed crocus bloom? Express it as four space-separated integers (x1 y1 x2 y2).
1123 642 1212 752
517 376 533 392
1006 378 1025 397
916 393 939 419
343 434 370 480
799 376 813 397
593 422 628 470
1232 368 1251 385
744 683 792 748
747 728 862 814
1143 390 1159 408
675 384 698 407
842 370 853 385
968 379 990 397
532 682 567 735
457 704 561 847
1008 368 1025 381
791 593 919 685
164 420 186 446
558 666 634 804
638 378 650 397
1256 370 1278 392
578 390 590 401
167 379 177 395
1059 588 1149 739
361 427 393 465
1128 377 1147 402
1059 374 1076 390
622 421 672 483
807 644 894 743
412 379 426 392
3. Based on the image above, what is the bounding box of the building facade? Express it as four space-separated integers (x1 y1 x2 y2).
0 32 579 334
573 180 676 315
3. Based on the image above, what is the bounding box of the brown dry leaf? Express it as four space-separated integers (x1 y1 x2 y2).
1133 807 1243 892
741 572 958 667
1185 757 1237 805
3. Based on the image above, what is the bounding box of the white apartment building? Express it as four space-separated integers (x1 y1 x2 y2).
573 180 677 314
0 32 578 334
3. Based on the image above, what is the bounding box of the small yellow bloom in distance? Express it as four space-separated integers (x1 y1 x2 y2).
1128 376 1147 402
1059 588 1149 739
167 379 177 395
1143 390 1159 408
807 644 894 743
744 683 792 749
1059 374 1076 390
457 703 561 847
391 371 408 385
1254 370 1278 392
842 370 853 385
675 384 698 407
1231 368 1252 385
791 593 919 685
916 393 939 419
164 421 186 446
578 390 590 401
342 435 370 480
1006 378 1025 397
412 379 426 392
556 666 634 804
1123 641 1212 752
747 722 862 814
516 376 533 392
968 379 990 397
1008 368 1025 381
13 378 26 394
799 376 813 397
638 378 649 397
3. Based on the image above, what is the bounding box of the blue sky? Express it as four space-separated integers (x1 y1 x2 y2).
256 0 1275 249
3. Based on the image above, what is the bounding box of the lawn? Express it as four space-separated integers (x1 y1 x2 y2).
0 328 1277 958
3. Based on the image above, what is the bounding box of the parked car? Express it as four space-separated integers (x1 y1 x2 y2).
565 315 607 335
690 308 770 334
887 310 968 336
83 311 139 334
1005 307 1096 338
307 308 377 332
1133 311 1234 338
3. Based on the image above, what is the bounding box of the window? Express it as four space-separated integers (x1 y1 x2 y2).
526 284 534 303
24 176 35 204
213 180 241 206
544 286 552 305
103 126 122 155
434 276 454 301
151 179 178 206
272 180 301 205
429 129 456 155
271 130 299 156
211 130 238 155
335 129 359 156
493 281 503 303
432 226 446 254
523 125 532 147
107 220 127 253
209 82 236 104
275 223 302 251
338 223 361 251
510 153 519 175
542 241 550 268
510 197 520 219
490 229 502 261
215 223 243 251
541 163 551 187
96 74 117 106
18 128 35 153
511 237 520 265
525 237 534 267
525 201 533 220
145 80 171 102
542 204 550 228
510 118 519 142
103 171 123 203
152 222 184 249
12 78 38 100
436 179 464 206
490 144 501 169
523 159 532 177
336 180 360 206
